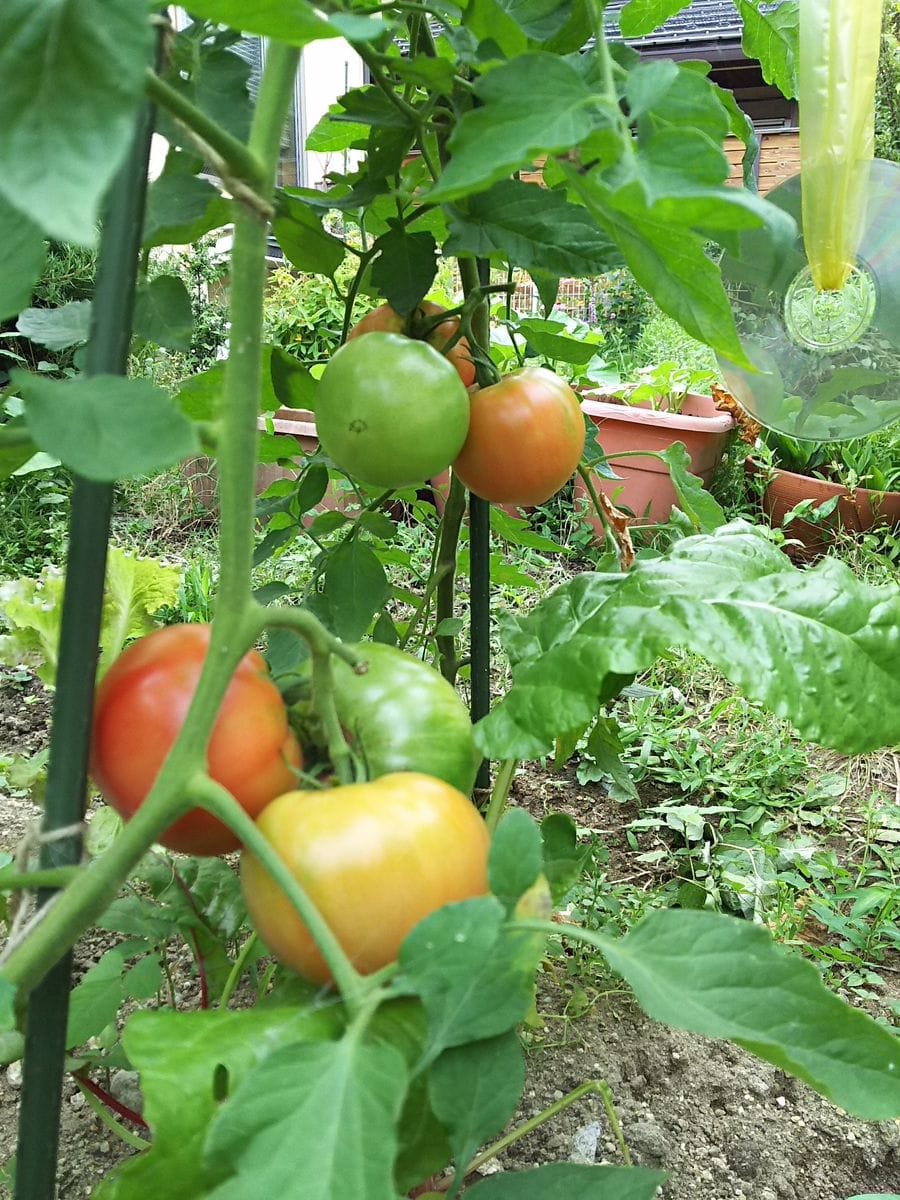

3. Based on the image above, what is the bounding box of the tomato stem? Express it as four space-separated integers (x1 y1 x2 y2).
144 68 267 193
187 775 370 1013
434 472 467 683
217 932 258 1010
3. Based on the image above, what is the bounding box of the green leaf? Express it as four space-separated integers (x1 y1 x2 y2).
0 0 152 243
306 106 369 153
94 1006 341 1200
370 228 438 315
0 547 176 687
203 1038 407 1200
270 347 318 412
98 548 182 674
295 463 330 514
489 809 543 913
619 0 692 38
143 166 232 249
737 0 799 100
657 442 727 533
178 44 253 142
584 716 638 800
133 276 194 352
476 522 900 760
18 372 200 482
0 199 46 320
366 999 451 1193
429 1032 525 1189
16 301 92 351
517 319 600 365
429 54 614 203
593 909 900 1120
173 1 336 46
273 199 346 277
322 540 391 641
176 362 226 422
465 1163 667 1198
397 897 545 1060
563 168 750 366
625 60 679 121
66 948 127 1049
0 420 39 481
540 813 591 903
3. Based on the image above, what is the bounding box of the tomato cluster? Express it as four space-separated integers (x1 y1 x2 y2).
91 628 489 983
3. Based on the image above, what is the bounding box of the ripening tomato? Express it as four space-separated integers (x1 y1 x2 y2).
452 367 586 506
90 624 302 856
331 642 481 795
240 772 490 984
315 332 470 489
348 300 476 387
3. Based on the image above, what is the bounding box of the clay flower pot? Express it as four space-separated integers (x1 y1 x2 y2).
575 393 735 529
754 464 900 560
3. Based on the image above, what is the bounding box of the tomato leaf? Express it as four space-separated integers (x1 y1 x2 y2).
93 1007 342 1200
489 809 543 913
587 910 900 1121
429 54 616 203
540 813 591 903
736 0 799 101
17 373 200 482
444 179 620 278
397 897 545 1060
367 1000 451 1193
16 302 92 351
0 420 40 481
618 0 692 38
0 0 152 243
133 276 194 353
657 442 727 533
273 199 346 278
370 228 438 316
203 1038 407 1200
143 164 233 249
0 198 46 321
429 1031 525 1192
322 540 391 642
477 522 900 759
465 1163 667 1198
66 949 127 1050
270 347 318 412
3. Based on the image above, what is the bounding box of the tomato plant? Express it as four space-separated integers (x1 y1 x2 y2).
315 332 470 488
332 642 481 794
452 367 586 506
348 301 476 387
90 624 302 856
240 772 490 984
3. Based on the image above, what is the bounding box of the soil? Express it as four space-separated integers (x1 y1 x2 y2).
1 670 898 1199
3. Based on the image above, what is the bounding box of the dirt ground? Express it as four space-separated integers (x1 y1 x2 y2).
1 670 898 1199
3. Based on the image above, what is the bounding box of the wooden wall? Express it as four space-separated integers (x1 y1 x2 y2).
725 130 801 194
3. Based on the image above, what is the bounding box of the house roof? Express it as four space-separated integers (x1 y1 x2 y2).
603 0 744 49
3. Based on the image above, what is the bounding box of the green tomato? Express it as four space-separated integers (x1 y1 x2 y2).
332 642 482 795
315 333 470 488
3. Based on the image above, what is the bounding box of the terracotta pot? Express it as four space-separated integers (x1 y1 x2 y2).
755 464 900 560
575 393 735 529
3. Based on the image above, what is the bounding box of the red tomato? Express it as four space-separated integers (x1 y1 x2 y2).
240 772 490 984
452 367 586 506
348 300 476 387
90 624 302 856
